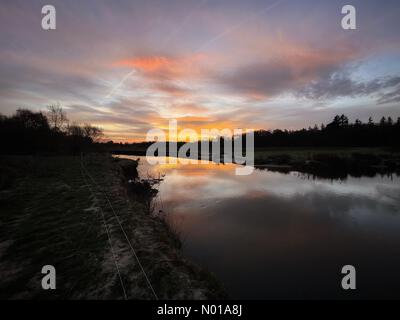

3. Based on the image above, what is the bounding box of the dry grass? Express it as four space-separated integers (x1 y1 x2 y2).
0 154 226 299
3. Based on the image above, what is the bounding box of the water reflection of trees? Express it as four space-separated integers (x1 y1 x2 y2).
256 165 399 181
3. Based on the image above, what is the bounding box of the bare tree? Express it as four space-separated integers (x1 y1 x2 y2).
66 122 103 142
67 123 84 137
83 124 103 142
46 103 68 132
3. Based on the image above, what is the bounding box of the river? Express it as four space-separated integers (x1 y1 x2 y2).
118 155 400 299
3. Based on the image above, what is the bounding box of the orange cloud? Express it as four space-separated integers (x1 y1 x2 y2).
115 56 171 71
112 54 210 99
114 53 207 77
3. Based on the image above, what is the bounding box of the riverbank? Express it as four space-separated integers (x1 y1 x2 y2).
110 146 400 179
0 154 225 299
254 147 400 178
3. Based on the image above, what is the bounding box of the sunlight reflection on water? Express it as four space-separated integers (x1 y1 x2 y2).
118 155 400 299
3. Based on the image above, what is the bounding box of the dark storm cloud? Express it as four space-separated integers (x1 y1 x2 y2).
218 61 302 97
216 43 358 99
377 84 400 105
299 72 400 104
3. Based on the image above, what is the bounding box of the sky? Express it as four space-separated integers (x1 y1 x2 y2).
1 0 400 142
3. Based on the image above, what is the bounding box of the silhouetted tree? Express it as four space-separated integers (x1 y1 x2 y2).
47 103 68 132
339 114 349 127
250 114 400 148
0 108 103 155
83 124 103 142
368 117 374 126
14 109 50 131
332 115 341 128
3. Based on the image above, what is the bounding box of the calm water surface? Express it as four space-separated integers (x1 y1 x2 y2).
120 155 400 299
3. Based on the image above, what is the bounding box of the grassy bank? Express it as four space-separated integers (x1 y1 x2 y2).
0 154 225 299
254 147 400 179
254 147 399 162
110 145 400 178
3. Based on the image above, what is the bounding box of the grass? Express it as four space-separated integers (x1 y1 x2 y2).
0 156 107 299
0 154 226 299
254 147 398 163
253 147 400 179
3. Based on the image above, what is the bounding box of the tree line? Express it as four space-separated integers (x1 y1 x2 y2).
1 107 399 156
0 105 102 155
252 115 400 148
106 114 400 152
